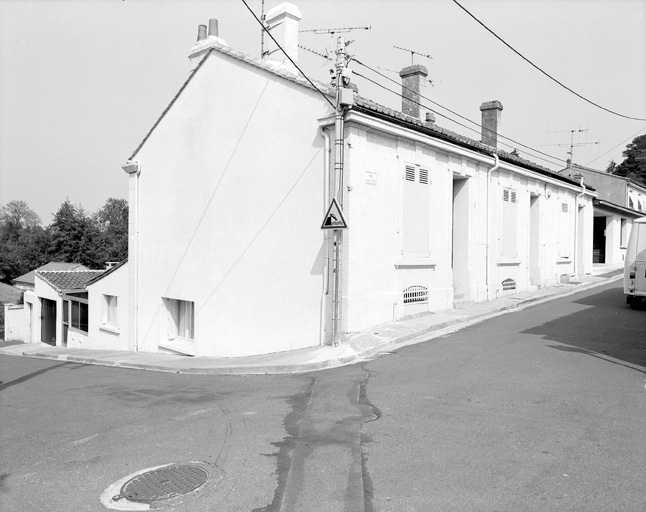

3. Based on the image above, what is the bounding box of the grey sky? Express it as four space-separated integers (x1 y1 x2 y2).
1 0 645 224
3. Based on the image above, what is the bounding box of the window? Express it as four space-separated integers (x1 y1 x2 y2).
70 300 88 333
164 298 194 341
402 164 431 257
558 201 571 257
501 187 518 257
102 295 118 327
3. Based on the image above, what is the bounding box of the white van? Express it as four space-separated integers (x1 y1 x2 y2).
624 216 646 308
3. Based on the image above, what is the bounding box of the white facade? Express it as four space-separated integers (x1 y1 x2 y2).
122 18 594 357
86 263 129 351
126 46 333 357
334 112 594 336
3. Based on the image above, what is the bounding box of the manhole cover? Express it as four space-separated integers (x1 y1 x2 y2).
113 464 208 504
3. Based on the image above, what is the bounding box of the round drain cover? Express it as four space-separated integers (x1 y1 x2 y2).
115 464 208 504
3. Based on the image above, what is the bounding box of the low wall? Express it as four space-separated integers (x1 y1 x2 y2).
3 304 28 342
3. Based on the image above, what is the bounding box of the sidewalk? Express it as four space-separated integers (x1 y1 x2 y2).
0 268 624 375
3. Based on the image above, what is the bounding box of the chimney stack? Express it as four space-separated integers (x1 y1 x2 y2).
188 18 227 71
399 65 432 121
263 2 302 74
479 100 503 148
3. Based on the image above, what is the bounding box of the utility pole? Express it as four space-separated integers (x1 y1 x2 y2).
327 35 355 347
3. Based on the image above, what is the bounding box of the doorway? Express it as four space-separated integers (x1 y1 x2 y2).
41 298 57 346
452 176 470 302
529 194 540 285
593 216 606 263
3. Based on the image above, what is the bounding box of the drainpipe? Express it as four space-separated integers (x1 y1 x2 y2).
485 153 500 300
122 160 141 352
573 179 586 277
319 126 331 346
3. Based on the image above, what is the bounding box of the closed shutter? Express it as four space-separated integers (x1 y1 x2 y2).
402 164 431 257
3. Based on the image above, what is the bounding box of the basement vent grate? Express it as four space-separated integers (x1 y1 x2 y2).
403 285 428 304
113 464 208 504
502 278 516 291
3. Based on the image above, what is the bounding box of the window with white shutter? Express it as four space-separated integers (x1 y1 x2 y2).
501 187 518 256
402 164 431 257
558 201 571 257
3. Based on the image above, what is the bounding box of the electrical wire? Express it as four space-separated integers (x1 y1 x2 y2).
238 0 335 109
584 127 646 166
350 58 567 167
451 0 646 122
353 69 565 168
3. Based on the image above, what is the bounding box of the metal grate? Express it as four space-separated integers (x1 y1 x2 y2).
114 464 208 504
502 278 516 291
419 168 429 184
403 285 428 304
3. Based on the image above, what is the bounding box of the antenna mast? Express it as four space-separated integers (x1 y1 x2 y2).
541 129 599 164
393 45 433 65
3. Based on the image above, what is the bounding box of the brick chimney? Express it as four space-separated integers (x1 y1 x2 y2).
399 65 434 122
480 100 503 148
263 2 301 74
188 18 227 71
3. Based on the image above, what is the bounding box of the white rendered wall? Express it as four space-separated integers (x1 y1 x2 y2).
86 263 129 351
130 52 331 357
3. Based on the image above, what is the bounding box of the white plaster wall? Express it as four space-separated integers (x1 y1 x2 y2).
131 52 330 357
3 304 28 341
341 125 454 333
86 263 129 351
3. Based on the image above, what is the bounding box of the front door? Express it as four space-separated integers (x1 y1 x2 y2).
41 299 57 346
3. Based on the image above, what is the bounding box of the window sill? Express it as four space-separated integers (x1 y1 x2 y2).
99 324 120 335
394 258 437 268
556 258 571 264
496 257 520 266
160 337 196 356
69 327 89 335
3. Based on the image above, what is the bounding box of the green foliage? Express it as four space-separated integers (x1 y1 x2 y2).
611 134 646 186
0 198 128 284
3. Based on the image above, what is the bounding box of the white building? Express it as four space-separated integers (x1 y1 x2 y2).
119 3 594 358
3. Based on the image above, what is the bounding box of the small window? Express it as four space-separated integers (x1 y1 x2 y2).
164 298 194 341
102 295 118 327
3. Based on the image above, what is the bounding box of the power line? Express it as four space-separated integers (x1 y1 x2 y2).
238 0 335 109
351 59 566 167
451 0 646 122
584 127 646 166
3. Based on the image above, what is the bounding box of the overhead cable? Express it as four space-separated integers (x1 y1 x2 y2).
585 127 646 166
238 0 335 109
351 59 567 167
451 0 646 122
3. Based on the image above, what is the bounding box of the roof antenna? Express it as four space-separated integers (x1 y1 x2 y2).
393 45 433 66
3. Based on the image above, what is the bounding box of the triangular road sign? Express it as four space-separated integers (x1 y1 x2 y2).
321 197 348 230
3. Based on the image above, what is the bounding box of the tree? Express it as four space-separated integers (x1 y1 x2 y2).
48 199 102 268
0 201 49 283
93 198 128 263
611 134 646 186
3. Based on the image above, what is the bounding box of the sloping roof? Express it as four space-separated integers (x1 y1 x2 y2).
12 262 89 286
594 199 646 218
0 282 23 304
37 270 105 292
86 260 127 287
129 41 582 189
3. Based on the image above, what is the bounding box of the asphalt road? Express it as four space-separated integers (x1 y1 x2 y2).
1 281 644 511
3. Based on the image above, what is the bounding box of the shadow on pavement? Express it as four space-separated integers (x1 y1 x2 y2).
522 286 646 370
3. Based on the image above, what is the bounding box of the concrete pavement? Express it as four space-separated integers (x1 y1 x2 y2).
0 268 624 375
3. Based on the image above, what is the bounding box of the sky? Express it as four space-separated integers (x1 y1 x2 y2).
1 0 645 225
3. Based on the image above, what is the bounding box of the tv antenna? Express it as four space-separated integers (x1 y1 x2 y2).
299 25 371 35
394 45 433 66
541 128 599 163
